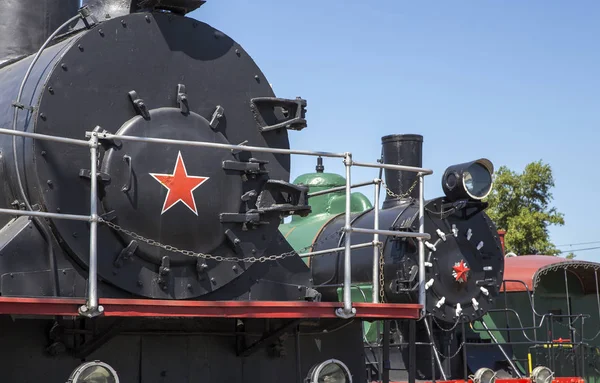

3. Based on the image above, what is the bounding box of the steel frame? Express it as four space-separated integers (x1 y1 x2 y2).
0 125 433 319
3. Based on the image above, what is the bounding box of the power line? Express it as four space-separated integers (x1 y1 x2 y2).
556 240 600 248
557 246 600 254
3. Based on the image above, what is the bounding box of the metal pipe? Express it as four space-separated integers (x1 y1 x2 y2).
480 320 523 377
372 179 381 303
351 160 433 175
343 153 353 316
424 317 447 380
564 268 575 342
0 126 89 146
335 153 356 319
418 174 426 317
79 134 102 317
350 227 431 240
0 207 91 221
88 131 346 158
308 179 378 197
383 320 391 383
299 242 374 258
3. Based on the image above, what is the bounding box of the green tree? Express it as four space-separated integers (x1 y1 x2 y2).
484 160 565 256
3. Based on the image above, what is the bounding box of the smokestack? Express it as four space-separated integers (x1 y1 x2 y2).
81 0 206 20
381 134 423 209
0 0 80 61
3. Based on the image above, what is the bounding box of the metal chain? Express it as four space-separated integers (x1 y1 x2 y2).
378 243 385 303
97 217 343 264
382 178 418 200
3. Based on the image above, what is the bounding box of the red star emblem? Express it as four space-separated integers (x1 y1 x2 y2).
149 151 209 215
452 260 470 283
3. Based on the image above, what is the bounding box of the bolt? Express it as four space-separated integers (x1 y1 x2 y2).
297 286 302 291
137 280 143 287
62 270 67 275
72 232 78 238
56 208 61 213
47 180 53 187
61 63 67 71
98 29 104 37
41 150 47 156
235 49 241 57
251 249 257 254
145 15 151 22
40 113 47 121
254 75 260 82
187 284 192 290
80 305 88 312
210 277 216 285
48 87 54 94
121 20 126 27
78 44 84 52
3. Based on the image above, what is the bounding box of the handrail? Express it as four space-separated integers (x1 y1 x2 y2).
0 125 434 319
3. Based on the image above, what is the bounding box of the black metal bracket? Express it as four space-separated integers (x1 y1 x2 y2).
177 84 189 114
250 97 307 133
158 256 170 289
93 126 122 148
11 101 35 112
209 105 224 130
114 240 138 268
128 90 150 120
196 259 208 280
236 319 301 357
222 158 269 176
256 180 311 217
220 212 268 229
79 169 111 183
78 5 98 29
121 155 133 192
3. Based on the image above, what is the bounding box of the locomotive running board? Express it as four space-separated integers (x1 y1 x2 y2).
0 297 421 319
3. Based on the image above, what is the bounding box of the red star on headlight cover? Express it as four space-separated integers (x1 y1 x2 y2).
150 151 209 215
452 260 470 283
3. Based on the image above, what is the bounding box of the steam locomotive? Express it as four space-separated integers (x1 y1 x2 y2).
0 1 505 382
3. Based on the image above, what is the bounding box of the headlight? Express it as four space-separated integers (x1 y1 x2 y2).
306 359 352 383
531 366 554 383
442 158 494 201
67 360 119 383
473 367 496 383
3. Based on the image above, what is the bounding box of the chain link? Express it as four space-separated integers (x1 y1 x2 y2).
98 217 343 264
378 242 385 303
382 178 418 200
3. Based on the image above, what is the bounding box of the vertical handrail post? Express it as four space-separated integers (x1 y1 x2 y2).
79 131 103 318
372 178 381 303
418 173 426 317
336 153 356 318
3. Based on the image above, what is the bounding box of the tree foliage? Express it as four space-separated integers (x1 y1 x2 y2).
484 160 564 256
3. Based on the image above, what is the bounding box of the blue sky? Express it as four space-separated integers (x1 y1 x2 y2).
190 1 599 261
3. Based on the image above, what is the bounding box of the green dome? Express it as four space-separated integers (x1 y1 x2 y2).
293 172 346 190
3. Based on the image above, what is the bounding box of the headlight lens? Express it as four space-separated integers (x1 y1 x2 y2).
307 359 352 383
442 158 494 202
67 361 119 383
463 162 493 199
